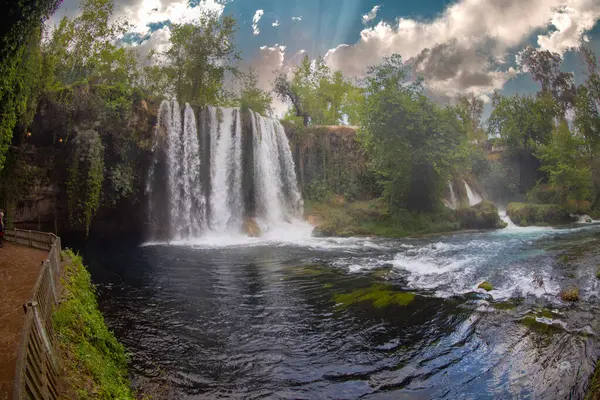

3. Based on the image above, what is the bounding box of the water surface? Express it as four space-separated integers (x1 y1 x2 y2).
83 223 600 399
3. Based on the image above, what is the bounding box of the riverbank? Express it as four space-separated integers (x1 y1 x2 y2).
54 250 133 399
306 197 505 237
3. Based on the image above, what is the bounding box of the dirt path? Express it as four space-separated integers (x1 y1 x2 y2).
0 242 48 400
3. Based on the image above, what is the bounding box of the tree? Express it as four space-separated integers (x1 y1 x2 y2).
359 54 468 212
238 67 272 116
488 92 557 192
46 0 138 86
274 72 310 126
520 46 577 116
275 55 359 126
455 94 486 143
164 12 239 105
536 121 591 212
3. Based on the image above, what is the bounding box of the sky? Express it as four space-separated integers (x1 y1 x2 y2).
51 0 600 114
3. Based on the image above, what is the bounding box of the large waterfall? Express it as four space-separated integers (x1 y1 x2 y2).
147 100 304 241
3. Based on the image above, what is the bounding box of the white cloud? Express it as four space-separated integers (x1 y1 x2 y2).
272 20 280 27
325 0 600 98
537 4 600 54
291 16 302 21
362 5 380 25
252 9 264 35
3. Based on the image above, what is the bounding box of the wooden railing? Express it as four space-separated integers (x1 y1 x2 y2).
6 228 63 400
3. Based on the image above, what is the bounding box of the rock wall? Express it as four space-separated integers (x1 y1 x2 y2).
284 124 380 201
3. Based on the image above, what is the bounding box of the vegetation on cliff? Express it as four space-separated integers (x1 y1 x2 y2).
54 250 132 399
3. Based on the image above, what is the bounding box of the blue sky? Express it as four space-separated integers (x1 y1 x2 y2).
53 0 600 109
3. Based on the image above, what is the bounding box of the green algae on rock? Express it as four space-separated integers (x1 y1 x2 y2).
333 284 416 309
478 281 493 291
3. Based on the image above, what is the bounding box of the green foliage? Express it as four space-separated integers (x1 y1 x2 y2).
66 129 105 235
307 197 460 238
275 55 360 126
536 121 592 212
238 67 272 116
0 27 45 171
54 250 133 399
45 0 138 86
488 92 557 155
454 94 486 143
359 54 469 212
506 202 571 226
165 12 239 105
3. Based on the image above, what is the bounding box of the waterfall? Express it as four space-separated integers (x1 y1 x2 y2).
147 100 206 240
443 182 458 210
252 111 303 230
208 107 243 233
147 103 303 240
464 181 482 206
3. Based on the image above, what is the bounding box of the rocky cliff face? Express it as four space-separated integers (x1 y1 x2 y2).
284 124 380 201
4 91 158 240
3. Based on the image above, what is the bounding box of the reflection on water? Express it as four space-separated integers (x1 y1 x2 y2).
82 223 600 399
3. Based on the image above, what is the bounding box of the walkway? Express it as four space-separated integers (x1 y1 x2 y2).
0 242 48 400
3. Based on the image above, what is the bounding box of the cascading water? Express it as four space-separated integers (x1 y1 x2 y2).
443 182 458 210
464 181 482 206
147 103 304 241
252 111 303 230
166 101 206 239
208 107 243 233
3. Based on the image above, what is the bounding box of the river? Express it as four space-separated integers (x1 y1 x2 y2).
81 222 600 399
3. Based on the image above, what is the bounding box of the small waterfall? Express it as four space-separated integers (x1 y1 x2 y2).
147 104 304 240
499 210 517 228
464 181 482 206
443 182 458 210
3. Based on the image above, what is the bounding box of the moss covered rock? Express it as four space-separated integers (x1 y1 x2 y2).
333 284 416 309
560 287 579 302
478 281 493 291
456 200 507 230
506 202 572 226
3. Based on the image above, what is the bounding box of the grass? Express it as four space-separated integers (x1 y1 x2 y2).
54 249 133 399
333 284 416 309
